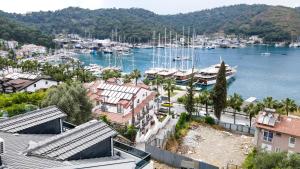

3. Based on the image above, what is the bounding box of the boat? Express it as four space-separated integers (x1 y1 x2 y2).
145 68 163 79
173 56 190 61
195 63 237 86
156 68 178 78
173 69 194 83
103 48 113 54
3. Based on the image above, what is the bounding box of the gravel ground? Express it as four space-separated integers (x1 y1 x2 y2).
177 123 254 168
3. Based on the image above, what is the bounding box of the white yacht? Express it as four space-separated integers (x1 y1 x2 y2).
195 63 237 86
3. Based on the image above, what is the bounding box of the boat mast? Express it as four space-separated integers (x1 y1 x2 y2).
169 30 172 69
152 31 156 69
187 27 190 70
158 33 161 68
175 33 178 70
192 28 195 69
164 28 167 69
181 26 184 71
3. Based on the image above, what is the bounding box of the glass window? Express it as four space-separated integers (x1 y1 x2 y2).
45 81 48 85
34 84 37 87
289 137 296 148
263 130 273 142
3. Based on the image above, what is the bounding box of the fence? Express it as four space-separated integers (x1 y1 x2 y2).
218 121 255 135
145 144 219 169
192 114 255 136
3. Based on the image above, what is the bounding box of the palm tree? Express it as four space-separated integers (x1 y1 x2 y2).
198 90 211 116
152 75 163 95
163 78 175 116
228 93 243 124
281 98 297 116
244 103 260 127
123 74 132 83
130 69 141 86
263 97 279 109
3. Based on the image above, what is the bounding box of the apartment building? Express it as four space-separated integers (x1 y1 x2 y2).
255 108 300 153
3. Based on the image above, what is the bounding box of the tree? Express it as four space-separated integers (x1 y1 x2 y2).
197 90 211 116
244 103 260 127
152 75 163 95
42 82 92 125
130 69 141 86
163 78 175 116
228 93 243 124
123 74 132 83
212 61 227 121
262 97 279 109
102 69 121 82
184 69 196 119
281 98 297 116
243 150 300 169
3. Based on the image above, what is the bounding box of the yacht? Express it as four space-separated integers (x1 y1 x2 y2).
173 69 194 83
145 68 162 79
195 64 237 86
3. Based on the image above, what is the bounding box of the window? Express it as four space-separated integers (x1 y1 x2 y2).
289 137 296 148
263 130 273 142
117 104 122 113
34 84 37 87
45 81 48 85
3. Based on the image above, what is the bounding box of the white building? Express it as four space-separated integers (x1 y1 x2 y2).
0 72 59 93
85 81 157 132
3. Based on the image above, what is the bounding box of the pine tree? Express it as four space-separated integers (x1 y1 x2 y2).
212 61 227 120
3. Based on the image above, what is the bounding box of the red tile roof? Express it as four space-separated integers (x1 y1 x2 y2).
94 92 156 124
256 114 300 137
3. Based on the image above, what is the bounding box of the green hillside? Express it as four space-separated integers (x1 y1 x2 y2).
1 4 300 43
0 15 54 48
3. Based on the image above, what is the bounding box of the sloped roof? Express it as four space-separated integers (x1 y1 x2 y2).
256 113 300 137
26 120 117 161
0 106 67 133
0 132 65 169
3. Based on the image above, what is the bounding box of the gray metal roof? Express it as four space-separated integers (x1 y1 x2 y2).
26 120 117 161
0 106 67 133
0 132 66 169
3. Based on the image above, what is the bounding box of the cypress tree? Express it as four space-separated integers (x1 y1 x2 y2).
185 68 196 119
212 61 227 120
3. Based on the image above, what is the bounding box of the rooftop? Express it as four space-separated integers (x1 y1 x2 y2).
26 120 117 161
0 106 67 133
256 111 300 137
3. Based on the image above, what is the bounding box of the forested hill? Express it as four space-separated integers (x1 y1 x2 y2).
1 4 300 43
0 15 54 48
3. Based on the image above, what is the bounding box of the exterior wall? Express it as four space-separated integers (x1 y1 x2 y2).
68 137 112 160
19 118 62 134
255 128 300 153
24 79 58 92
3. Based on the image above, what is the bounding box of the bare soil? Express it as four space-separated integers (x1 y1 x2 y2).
177 123 254 168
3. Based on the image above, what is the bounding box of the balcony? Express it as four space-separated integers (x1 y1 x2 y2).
113 140 151 169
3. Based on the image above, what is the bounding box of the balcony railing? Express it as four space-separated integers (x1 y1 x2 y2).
113 140 151 169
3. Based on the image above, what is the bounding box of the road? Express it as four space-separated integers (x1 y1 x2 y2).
173 103 251 126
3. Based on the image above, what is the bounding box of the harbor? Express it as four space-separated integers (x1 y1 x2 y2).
74 45 300 102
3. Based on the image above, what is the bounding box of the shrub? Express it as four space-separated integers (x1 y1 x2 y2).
204 116 215 125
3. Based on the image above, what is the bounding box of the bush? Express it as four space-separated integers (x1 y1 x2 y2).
175 112 189 139
177 96 186 104
204 116 215 125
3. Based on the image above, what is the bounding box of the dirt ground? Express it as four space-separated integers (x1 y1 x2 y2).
177 123 254 168
153 160 175 169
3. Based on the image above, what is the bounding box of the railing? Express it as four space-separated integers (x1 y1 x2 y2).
113 140 151 169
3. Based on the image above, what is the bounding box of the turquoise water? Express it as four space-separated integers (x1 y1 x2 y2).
75 46 300 102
